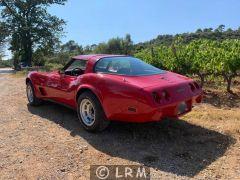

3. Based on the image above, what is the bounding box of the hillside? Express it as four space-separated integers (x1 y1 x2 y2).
135 25 240 49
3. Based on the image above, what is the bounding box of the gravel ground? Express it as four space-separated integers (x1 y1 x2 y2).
0 74 239 179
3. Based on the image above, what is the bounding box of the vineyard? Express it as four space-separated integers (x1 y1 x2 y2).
135 39 240 93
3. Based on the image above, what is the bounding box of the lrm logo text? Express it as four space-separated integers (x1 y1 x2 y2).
90 165 150 180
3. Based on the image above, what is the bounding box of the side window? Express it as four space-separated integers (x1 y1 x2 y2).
95 59 109 72
95 58 130 74
65 60 87 72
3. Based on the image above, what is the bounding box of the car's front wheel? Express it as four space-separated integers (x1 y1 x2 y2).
26 82 42 106
77 91 110 132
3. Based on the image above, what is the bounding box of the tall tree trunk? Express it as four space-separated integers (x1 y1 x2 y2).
26 42 32 66
13 58 20 70
26 31 32 66
22 31 32 66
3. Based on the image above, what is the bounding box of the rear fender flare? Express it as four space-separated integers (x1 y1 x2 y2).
76 85 107 115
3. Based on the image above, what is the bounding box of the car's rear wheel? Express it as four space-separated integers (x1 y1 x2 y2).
26 82 42 106
77 91 110 132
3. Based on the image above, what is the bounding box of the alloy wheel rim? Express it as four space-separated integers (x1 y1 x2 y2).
79 99 95 126
27 85 34 103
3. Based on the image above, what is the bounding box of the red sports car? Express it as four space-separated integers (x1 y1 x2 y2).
26 55 202 131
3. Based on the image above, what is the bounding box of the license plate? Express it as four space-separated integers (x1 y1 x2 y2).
178 102 188 115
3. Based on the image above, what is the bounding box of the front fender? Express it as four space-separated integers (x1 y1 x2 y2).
26 71 47 98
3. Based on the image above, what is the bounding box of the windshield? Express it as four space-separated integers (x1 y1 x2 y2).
95 56 165 76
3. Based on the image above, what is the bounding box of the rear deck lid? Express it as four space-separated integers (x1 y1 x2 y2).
124 71 191 88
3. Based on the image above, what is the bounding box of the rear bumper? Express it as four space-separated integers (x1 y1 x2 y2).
150 93 202 121
109 93 203 123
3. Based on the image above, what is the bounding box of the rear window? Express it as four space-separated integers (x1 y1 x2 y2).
95 56 165 76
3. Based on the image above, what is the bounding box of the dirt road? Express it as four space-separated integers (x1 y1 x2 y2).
0 74 239 179
0 68 15 75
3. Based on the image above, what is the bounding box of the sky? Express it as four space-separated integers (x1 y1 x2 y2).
48 0 240 46
2 0 240 59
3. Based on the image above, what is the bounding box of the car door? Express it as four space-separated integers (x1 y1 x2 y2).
45 71 62 100
57 59 87 107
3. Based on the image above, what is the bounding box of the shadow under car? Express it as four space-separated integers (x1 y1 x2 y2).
27 102 235 177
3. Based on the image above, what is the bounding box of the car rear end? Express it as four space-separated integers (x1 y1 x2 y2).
143 79 203 121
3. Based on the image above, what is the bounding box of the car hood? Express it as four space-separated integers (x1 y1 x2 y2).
124 71 192 88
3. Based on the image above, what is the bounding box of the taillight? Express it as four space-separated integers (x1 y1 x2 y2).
189 82 200 92
152 92 161 103
152 90 170 103
162 90 170 100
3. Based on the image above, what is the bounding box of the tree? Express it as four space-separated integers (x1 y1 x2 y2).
215 25 225 33
196 29 203 33
94 42 108 54
122 34 133 55
93 34 133 55
0 0 67 66
107 37 124 54
134 26 240 48
185 40 217 86
203 28 213 33
0 21 8 55
215 40 240 93
135 46 164 68
61 40 83 54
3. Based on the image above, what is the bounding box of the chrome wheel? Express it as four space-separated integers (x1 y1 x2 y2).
26 84 34 103
79 99 95 126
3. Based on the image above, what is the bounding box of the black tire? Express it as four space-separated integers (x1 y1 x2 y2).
26 82 42 106
77 91 110 132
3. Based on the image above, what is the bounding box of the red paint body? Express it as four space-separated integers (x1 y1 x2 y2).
27 54 202 122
